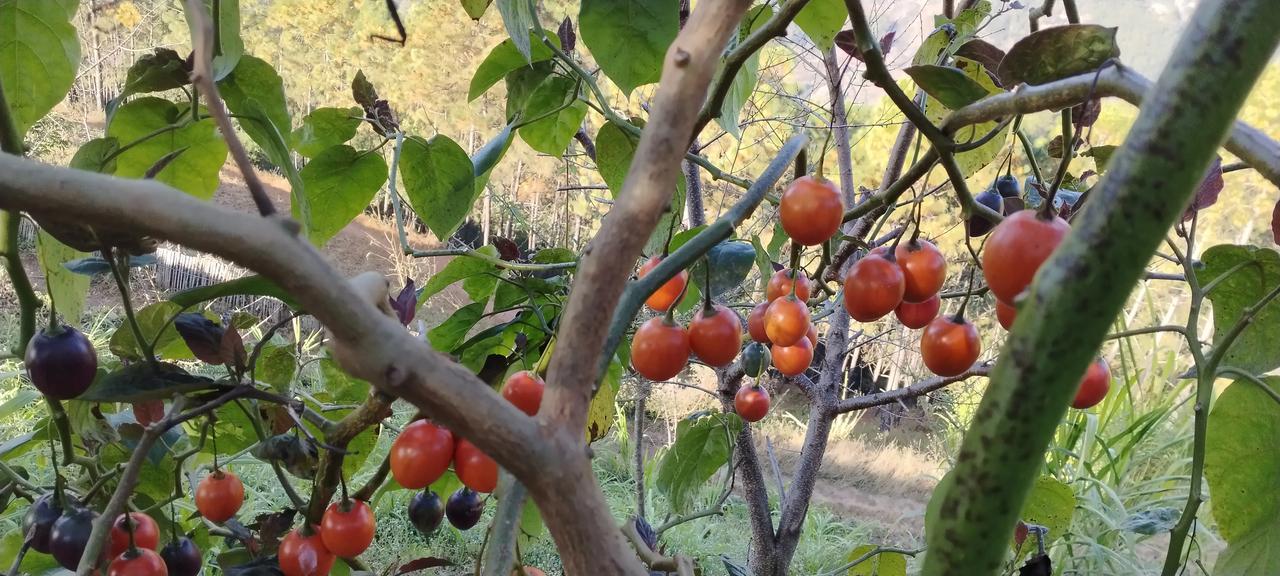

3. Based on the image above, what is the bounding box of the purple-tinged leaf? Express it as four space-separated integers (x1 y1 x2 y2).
390 278 418 325
880 31 896 56
835 30 859 58
558 16 576 53
493 237 521 261
1182 156 1224 221
220 324 247 370
634 516 658 550
954 39 1006 86
1272 199 1280 244
1072 98 1102 130
395 557 453 575
174 313 225 364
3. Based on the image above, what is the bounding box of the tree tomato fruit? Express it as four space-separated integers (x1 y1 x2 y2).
501 371 545 416
50 507 100 569
996 174 1021 198
764 296 810 347
110 512 160 558
1072 358 1111 409
160 537 202 576
996 299 1017 330
806 324 818 348
689 304 743 367
967 188 1004 237
920 315 982 377
771 337 813 376
25 324 97 400
630 316 690 381
766 269 812 302
895 239 946 303
734 385 771 423
23 494 63 553
844 253 905 322
638 256 689 312
454 439 499 493
320 499 376 558
408 490 445 535
278 528 334 576
132 401 165 427
390 420 454 489
895 294 940 329
747 302 771 344
516 568 547 576
780 176 843 246
445 488 484 530
741 342 771 378
107 547 167 576
982 210 1071 303
194 470 244 524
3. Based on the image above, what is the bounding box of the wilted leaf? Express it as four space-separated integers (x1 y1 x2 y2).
1071 98 1102 129
1181 156 1223 222
998 25 1120 86
586 355 623 442
395 557 453 575
1084 144 1117 172
120 48 190 98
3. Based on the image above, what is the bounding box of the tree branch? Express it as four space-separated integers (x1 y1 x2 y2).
304 392 394 525
833 364 990 413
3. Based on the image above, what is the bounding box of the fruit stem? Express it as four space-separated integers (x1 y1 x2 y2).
103 248 160 370
533 337 556 377
788 242 801 281
794 147 807 180
339 472 350 506
702 256 714 313
1040 108 1074 219
955 267 976 321
46 299 60 334
125 510 137 551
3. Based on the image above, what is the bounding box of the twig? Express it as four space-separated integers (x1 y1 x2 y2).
833 364 991 413
304 393 394 525
817 546 922 576
480 475 527 576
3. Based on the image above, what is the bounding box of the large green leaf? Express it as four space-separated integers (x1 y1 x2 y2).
716 6 772 139
594 120 686 254
504 61 555 120
998 25 1120 87
656 412 743 512
1206 376 1280 575
469 35 558 100
691 240 756 297
401 134 477 240
107 97 229 199
120 48 189 99
254 343 296 393
81 363 220 403
517 76 588 157
218 54 292 165
36 229 89 327
845 544 907 576
579 0 678 95
296 145 388 245
903 64 991 109
69 137 120 173
0 0 79 139
923 58 1006 176
419 245 501 303
1015 476 1075 552
291 107 362 158
183 0 243 80
496 0 536 62
793 0 845 52
428 302 486 353
1196 245 1280 374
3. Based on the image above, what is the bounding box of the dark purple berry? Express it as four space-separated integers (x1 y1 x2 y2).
25 325 97 400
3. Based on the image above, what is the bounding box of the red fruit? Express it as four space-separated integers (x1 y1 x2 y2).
390 420 455 489
195 470 244 523
747 303 771 344
689 304 743 367
501 371 545 416
895 239 947 303
110 512 160 558
771 337 813 376
844 253 906 322
108 547 167 576
132 401 164 427
1072 358 1111 409
920 315 982 377
996 299 1017 330
638 256 689 312
454 439 499 493
766 269 812 302
805 324 818 348
780 176 844 246
320 500 376 558
765 296 810 347
734 385 771 423
895 294 940 329
630 316 690 381
516 568 547 576
982 210 1071 303
278 529 335 576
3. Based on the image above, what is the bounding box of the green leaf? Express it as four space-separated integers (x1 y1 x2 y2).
211 400 258 454
496 0 536 62
255 344 296 393
656 412 743 512
107 97 229 199
0 530 61 575
109 301 184 360
1206 376 1280 575
69 137 120 173
922 58 1007 177
579 0 678 95
469 35 558 100
951 0 992 39
494 276 528 310
183 0 243 81
794 0 845 52
913 27 952 67
169 275 298 309
752 236 772 293
463 273 499 304
534 247 575 264
36 229 89 328
903 65 992 109
218 54 291 164
461 0 491 20
401 135 478 239
318 357 370 404
419 246 501 302
716 6 772 139
586 354 622 442
0 389 37 421
1085 144 1118 172
1197 245 1280 374
0 0 79 139
691 240 756 297
505 61 555 120
1015 476 1075 552
428 302 486 353
998 25 1120 86
845 544 907 576
297 145 389 245
120 48 189 99
81 363 220 403
594 121 685 254
291 106 362 158
517 76 588 157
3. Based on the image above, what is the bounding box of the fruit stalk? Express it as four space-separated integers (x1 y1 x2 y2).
0 74 36 358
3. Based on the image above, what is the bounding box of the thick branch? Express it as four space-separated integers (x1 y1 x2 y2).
304 393 394 525
833 364 990 413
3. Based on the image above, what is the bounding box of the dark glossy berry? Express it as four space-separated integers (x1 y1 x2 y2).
25 325 97 400
445 488 484 530
741 342 771 378
50 507 100 569
160 537 202 576
995 174 1021 198
23 494 63 553
408 491 446 536
967 188 1004 237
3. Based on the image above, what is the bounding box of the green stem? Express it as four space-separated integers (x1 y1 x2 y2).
386 132 410 250
104 248 159 369
45 398 77 473
1043 109 1074 214
1016 128 1046 185
1 213 37 357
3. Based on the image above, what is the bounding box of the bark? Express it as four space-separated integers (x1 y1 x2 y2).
684 140 706 226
